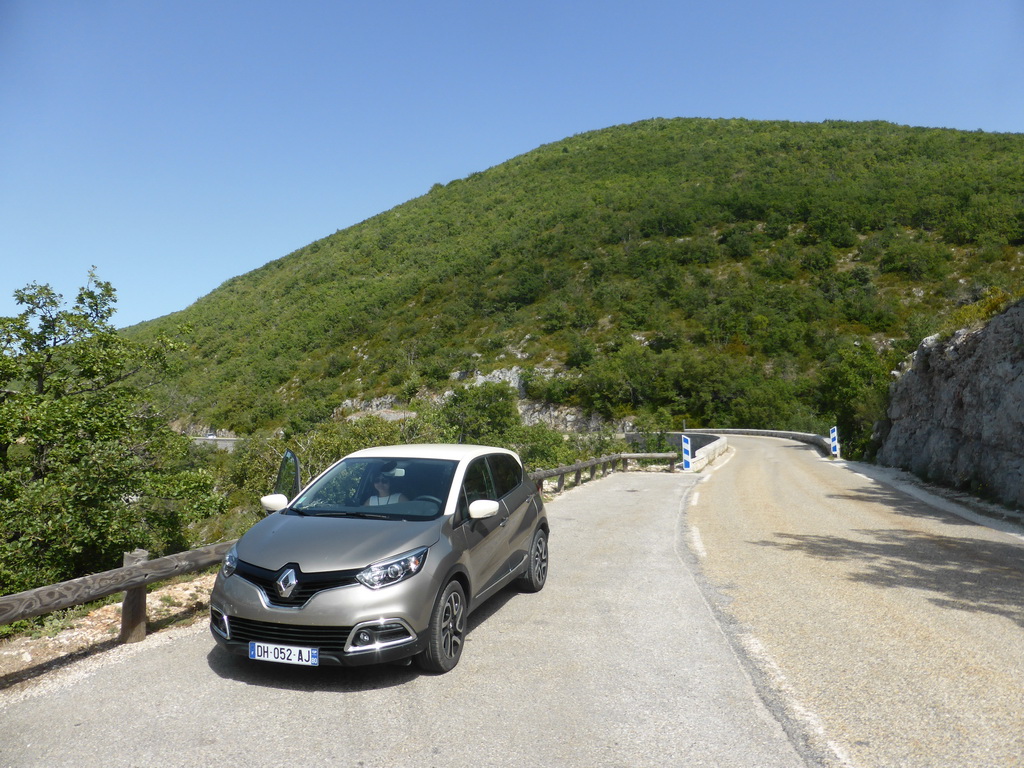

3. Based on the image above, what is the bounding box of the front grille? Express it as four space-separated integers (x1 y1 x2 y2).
226 615 353 656
234 559 360 607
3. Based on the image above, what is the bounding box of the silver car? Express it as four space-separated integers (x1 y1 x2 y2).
210 444 548 673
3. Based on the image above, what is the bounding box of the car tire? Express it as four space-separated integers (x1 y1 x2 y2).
416 580 466 674
517 527 548 593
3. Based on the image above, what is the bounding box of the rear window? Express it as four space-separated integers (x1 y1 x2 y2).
488 453 523 498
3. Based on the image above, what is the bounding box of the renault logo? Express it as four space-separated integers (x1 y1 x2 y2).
275 567 298 599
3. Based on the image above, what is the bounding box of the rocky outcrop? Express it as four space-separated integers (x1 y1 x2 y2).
876 300 1024 509
338 394 620 433
337 367 627 433
518 401 623 432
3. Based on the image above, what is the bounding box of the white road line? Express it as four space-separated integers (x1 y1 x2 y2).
689 525 708 559
739 633 861 768
701 446 735 478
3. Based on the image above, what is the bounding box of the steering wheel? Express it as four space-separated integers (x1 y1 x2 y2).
414 495 443 507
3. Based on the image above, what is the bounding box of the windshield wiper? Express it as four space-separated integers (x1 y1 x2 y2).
316 509 389 519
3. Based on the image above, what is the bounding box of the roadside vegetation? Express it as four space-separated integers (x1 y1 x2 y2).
0 274 223 599
0 284 621 604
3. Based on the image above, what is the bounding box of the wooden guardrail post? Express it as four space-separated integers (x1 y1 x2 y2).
120 549 150 643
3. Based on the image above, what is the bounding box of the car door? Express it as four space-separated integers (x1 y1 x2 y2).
274 449 302 500
455 456 510 602
487 452 536 573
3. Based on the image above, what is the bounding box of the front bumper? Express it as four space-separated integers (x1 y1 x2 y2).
210 610 428 666
209 566 437 666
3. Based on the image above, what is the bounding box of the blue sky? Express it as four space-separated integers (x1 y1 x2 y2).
2 1 1022 328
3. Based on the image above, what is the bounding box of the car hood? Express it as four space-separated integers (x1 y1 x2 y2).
236 513 443 572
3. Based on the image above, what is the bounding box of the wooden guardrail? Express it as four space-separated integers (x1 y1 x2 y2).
0 541 235 640
0 451 677 641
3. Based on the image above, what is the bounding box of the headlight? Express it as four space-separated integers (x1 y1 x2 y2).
357 547 428 589
222 544 238 578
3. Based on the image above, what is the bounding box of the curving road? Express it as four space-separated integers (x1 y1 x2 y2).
688 435 1024 767
2 437 1023 767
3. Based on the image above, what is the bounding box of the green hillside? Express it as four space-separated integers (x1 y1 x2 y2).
130 118 1024 457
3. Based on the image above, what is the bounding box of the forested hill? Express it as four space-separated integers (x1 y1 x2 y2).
129 118 1024 456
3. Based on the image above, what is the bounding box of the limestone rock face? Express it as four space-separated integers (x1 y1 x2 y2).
876 301 1024 509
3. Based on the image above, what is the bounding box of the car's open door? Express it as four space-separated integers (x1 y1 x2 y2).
273 448 301 500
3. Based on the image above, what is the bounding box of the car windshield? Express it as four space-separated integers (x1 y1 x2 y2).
289 456 458 520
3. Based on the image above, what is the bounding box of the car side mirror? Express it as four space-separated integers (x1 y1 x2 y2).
468 499 500 519
260 493 289 514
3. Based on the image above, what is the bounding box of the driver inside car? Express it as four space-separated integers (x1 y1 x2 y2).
362 470 409 506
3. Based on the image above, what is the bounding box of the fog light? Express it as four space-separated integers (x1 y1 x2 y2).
346 619 416 653
355 629 374 647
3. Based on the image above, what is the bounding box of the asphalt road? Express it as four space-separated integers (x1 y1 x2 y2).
4 437 1022 768
0 469 805 768
688 436 1024 767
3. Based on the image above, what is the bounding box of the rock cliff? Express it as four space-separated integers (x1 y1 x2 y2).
876 300 1024 509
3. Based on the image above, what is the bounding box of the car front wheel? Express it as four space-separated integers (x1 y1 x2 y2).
517 527 548 593
416 580 466 673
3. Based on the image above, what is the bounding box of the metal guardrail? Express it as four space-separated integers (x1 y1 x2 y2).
683 428 833 456
528 451 677 492
0 451 678 640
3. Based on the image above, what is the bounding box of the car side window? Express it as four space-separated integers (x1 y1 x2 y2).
488 453 523 499
456 458 497 523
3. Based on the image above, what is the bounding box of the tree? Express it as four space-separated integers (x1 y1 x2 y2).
815 342 891 458
0 272 223 595
440 382 520 444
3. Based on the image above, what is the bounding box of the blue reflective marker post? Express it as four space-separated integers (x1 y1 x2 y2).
682 435 692 470
830 426 840 458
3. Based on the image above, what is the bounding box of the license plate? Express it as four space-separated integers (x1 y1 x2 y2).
248 640 319 666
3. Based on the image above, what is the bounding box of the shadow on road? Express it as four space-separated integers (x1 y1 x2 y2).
827 483 976 525
205 586 522 691
752 528 1024 628
206 647 419 691
0 639 121 693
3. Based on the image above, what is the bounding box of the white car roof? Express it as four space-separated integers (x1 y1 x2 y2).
345 443 519 463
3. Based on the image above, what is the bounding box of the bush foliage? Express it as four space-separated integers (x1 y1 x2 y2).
0 275 224 596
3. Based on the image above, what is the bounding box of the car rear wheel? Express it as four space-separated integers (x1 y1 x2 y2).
517 528 548 593
416 580 466 673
